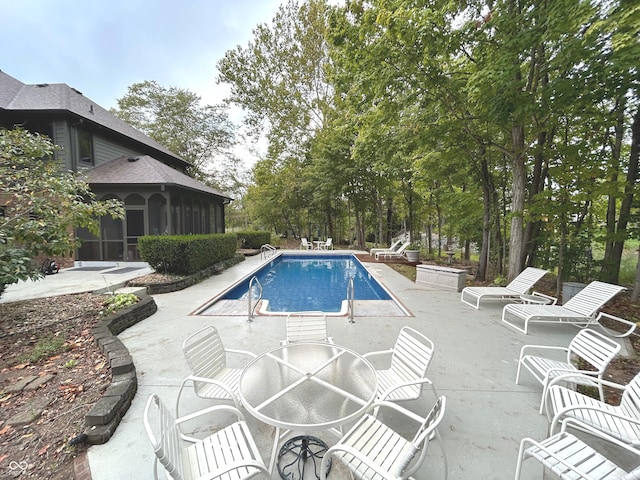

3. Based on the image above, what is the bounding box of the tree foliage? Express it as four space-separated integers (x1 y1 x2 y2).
0 128 124 296
111 80 243 196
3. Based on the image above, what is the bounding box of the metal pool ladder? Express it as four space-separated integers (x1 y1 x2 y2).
347 276 355 323
247 276 262 323
260 243 276 260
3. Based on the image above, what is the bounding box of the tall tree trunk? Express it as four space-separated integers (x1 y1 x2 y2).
602 103 639 284
508 123 527 281
477 147 493 281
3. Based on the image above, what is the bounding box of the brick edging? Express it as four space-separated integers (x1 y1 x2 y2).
86 295 157 444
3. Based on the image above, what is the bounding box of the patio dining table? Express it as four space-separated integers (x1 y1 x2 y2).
239 341 378 479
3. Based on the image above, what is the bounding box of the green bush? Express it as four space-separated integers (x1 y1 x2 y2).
138 233 237 275
236 231 271 249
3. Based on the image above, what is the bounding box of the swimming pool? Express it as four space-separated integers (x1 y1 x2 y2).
196 252 407 316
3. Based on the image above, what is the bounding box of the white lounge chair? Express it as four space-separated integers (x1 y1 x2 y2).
370 239 403 256
516 328 621 413
300 237 312 249
363 326 438 402
281 312 334 344
144 393 269 480
460 267 548 309
515 418 640 480
374 241 411 261
321 237 333 250
502 281 627 334
546 372 640 452
320 397 448 480
176 326 257 416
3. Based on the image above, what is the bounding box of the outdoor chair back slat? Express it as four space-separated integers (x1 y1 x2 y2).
563 281 625 317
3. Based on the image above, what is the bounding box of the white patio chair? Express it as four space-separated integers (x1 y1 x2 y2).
363 326 438 402
502 281 627 334
460 266 548 309
144 393 269 480
320 397 448 480
370 239 404 256
281 311 334 344
176 325 257 416
546 372 640 452
322 237 333 250
300 237 312 249
516 328 621 413
515 418 640 480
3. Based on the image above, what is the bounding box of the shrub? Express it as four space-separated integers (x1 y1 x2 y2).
138 233 237 275
236 231 271 249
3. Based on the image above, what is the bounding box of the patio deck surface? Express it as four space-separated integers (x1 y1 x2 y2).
8 250 636 479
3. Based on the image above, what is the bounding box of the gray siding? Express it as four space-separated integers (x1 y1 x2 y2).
94 134 144 167
52 120 72 170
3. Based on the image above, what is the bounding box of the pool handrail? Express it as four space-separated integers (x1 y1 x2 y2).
260 244 277 261
247 276 263 322
347 276 355 323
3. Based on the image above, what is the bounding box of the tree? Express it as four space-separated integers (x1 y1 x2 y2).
111 80 242 196
0 128 124 296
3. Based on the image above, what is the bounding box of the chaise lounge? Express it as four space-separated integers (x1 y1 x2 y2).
460 267 548 309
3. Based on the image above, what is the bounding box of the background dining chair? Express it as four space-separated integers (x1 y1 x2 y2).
281 312 334 344
144 393 269 480
364 326 438 402
515 328 621 413
176 325 257 416
320 396 448 480
515 418 640 480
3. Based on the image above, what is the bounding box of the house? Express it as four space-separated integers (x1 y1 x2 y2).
0 70 232 264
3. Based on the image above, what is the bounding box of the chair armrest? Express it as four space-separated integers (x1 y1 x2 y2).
362 349 393 362
366 400 427 424
176 404 245 426
378 377 434 402
551 402 640 438
518 344 568 361
546 372 627 392
595 312 638 338
530 291 558 305
225 348 258 358
559 417 640 455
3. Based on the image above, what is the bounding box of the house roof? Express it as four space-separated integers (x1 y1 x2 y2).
82 155 232 200
0 70 189 168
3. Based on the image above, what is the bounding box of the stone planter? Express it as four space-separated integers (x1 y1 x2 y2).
416 264 467 292
405 250 420 262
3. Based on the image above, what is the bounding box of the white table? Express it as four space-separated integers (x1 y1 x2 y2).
313 240 325 250
520 293 553 305
239 342 378 478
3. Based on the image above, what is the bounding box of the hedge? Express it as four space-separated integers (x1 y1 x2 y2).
236 231 271 249
138 233 237 275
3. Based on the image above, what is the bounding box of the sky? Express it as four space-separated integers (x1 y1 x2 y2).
1 0 286 165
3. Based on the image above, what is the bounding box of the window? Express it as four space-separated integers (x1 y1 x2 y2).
77 127 93 165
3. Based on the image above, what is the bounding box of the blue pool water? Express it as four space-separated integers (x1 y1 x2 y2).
222 254 391 312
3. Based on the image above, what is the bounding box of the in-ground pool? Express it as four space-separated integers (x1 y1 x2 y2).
196 253 408 316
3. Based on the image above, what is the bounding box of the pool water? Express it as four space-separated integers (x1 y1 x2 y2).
221 254 391 312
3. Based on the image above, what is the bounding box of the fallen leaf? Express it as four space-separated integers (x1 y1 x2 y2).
0 425 12 435
38 444 49 456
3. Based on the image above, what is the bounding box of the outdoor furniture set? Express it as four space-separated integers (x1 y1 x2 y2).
145 324 446 479
461 267 640 478
300 237 333 250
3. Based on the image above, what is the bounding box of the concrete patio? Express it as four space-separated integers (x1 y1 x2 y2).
7 250 637 479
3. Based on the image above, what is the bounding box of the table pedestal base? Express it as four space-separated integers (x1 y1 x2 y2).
277 435 331 480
